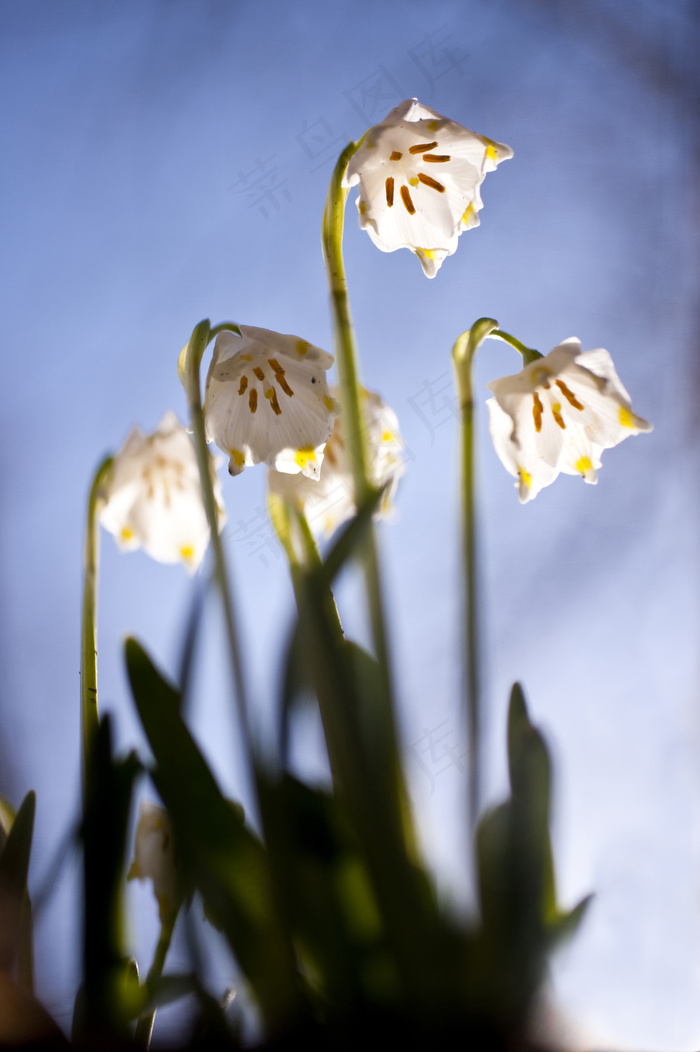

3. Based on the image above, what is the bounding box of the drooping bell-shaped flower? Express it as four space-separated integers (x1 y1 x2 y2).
203 326 339 479
268 387 405 538
343 98 513 277
100 410 223 571
128 801 182 924
486 339 652 503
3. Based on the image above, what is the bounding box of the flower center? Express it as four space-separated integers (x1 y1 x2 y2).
384 140 451 215
236 356 295 416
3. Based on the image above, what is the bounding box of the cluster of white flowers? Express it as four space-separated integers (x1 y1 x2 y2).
100 99 650 570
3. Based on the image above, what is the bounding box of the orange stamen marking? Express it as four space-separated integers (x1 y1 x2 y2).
253 366 265 382
389 150 402 161
533 392 543 432
385 176 394 207
268 357 283 373
276 373 294 397
248 388 258 413
423 153 450 163
400 185 416 214
418 172 445 193
238 375 248 396
266 388 282 416
409 141 438 154
555 379 584 410
551 402 566 429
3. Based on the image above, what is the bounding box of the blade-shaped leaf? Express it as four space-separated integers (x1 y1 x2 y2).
0 791 35 976
125 637 303 1034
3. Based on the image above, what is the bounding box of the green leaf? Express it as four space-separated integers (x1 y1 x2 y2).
317 484 385 587
125 637 303 1033
77 717 140 1040
0 791 36 976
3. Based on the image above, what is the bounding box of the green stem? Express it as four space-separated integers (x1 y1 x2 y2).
181 320 254 756
452 319 499 832
321 142 395 725
134 911 177 1048
488 328 542 365
80 455 114 810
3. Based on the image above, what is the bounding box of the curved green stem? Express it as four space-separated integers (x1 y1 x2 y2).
321 142 394 704
134 911 177 1048
180 320 254 756
80 454 114 809
488 328 542 365
452 319 499 833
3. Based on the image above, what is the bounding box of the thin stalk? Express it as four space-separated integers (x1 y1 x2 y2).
452 320 499 833
134 911 177 1048
321 143 394 716
181 320 254 757
80 455 114 809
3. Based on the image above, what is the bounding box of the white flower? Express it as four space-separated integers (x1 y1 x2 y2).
127 801 181 923
100 411 223 571
268 387 405 538
203 326 339 479
343 98 513 278
486 339 652 503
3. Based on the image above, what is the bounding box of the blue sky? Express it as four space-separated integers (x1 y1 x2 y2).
1 1 698 1046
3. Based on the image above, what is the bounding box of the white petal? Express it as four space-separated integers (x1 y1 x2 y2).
268 386 406 539
204 327 338 477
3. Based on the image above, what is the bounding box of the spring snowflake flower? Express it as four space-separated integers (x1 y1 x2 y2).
268 387 405 539
203 326 339 479
486 338 652 503
343 98 513 277
100 411 223 571
128 801 181 923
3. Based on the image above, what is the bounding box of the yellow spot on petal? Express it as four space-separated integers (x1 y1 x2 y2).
358 200 367 216
295 447 317 469
618 405 636 428
416 248 436 259
180 545 195 563
427 120 440 132
382 431 394 442
229 448 245 469
485 143 498 163
324 394 335 412
462 201 476 225
120 526 134 543
576 456 593 476
240 354 252 362
519 467 532 489
296 339 310 356
409 176 419 186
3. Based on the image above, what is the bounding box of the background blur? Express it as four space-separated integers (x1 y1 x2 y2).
1 0 698 1047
